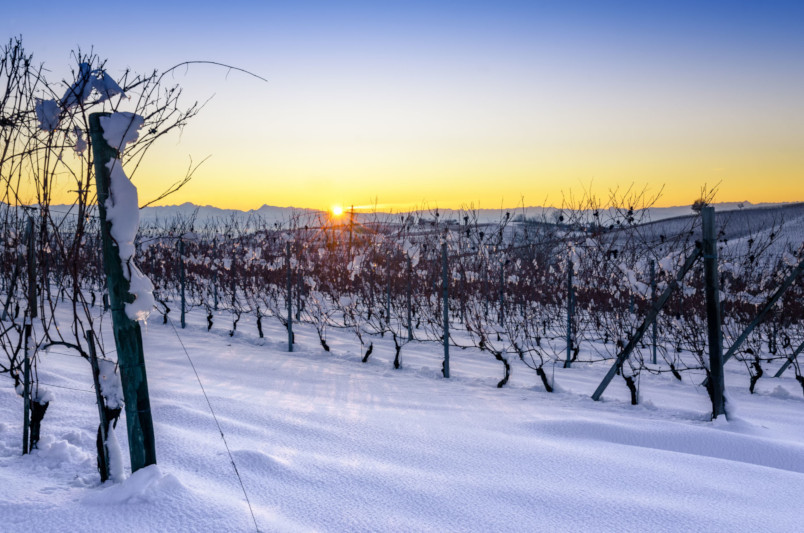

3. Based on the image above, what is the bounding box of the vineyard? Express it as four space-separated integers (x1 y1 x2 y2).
1 38 803 531
3 197 803 442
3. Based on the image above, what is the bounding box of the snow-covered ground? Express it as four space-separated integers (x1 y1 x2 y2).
1 308 802 532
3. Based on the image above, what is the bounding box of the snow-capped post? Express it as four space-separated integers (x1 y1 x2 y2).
88 112 157 472
22 216 34 455
286 241 293 352
179 238 186 328
702 206 725 419
442 241 450 378
650 260 658 365
564 258 574 369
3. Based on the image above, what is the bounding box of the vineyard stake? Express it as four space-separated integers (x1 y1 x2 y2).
442 241 450 378
499 259 505 326
22 217 34 454
89 112 157 472
592 246 702 401
702 206 725 418
406 255 413 340
722 255 804 366
650 259 657 365
179 238 186 329
565 258 574 368
286 241 293 352
774 339 804 377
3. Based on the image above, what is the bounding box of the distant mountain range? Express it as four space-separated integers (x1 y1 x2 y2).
7 200 796 228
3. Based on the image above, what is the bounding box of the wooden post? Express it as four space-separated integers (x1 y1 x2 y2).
89 113 156 472
442 242 450 378
86 331 111 482
702 206 725 418
286 241 293 352
179 238 186 329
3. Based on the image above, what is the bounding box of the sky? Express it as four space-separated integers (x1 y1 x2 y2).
3 1 803 211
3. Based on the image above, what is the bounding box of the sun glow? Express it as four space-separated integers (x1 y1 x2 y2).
331 205 344 217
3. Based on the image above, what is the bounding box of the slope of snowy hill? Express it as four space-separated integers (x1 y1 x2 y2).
1 306 802 532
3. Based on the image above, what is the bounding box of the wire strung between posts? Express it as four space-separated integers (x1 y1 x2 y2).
166 317 260 533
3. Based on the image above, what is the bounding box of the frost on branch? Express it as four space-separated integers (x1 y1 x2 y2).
101 112 154 322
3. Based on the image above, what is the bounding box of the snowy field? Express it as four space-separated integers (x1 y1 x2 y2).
1 308 803 533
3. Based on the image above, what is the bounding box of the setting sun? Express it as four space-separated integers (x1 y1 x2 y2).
331 205 344 217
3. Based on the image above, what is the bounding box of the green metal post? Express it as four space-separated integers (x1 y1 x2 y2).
442 242 450 378
774 340 804 378
650 260 657 365
22 217 34 455
406 255 413 341
592 246 702 401
702 207 725 418
286 241 293 352
89 113 156 472
179 238 186 329
565 259 573 368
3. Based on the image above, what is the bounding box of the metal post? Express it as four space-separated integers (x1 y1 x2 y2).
406 255 413 340
483 269 488 316
702 207 725 418
650 259 657 365
179 238 186 329
565 259 574 368
22 216 34 454
723 255 804 365
442 242 450 378
86 331 111 482
286 241 293 352
592 247 702 401
213 270 218 311
499 260 505 326
386 277 391 326
774 339 804 378
89 113 156 472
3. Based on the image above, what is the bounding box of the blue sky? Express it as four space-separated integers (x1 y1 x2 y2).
4 1 803 209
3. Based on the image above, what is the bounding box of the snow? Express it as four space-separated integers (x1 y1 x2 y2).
98 359 124 410
1 305 802 532
100 112 144 153
82 465 184 505
34 98 60 131
61 62 125 108
34 64 126 132
101 112 154 322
